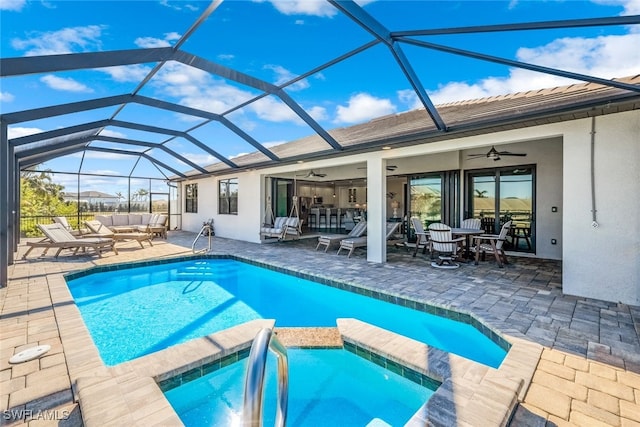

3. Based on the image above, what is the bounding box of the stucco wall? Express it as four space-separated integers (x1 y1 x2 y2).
562 111 640 305
180 109 639 305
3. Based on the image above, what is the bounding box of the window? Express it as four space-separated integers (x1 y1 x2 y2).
185 183 198 213
219 178 238 215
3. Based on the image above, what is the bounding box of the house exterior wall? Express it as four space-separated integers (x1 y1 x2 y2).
562 111 640 306
180 109 639 305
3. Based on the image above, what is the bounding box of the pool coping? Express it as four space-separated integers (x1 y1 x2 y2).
57 254 542 426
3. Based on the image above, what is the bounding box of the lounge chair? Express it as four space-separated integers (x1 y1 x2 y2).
22 223 118 259
471 220 512 268
337 222 400 258
84 220 153 248
52 216 83 236
316 220 367 252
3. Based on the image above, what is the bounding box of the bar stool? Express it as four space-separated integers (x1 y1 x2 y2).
329 208 339 230
318 208 328 228
309 208 319 229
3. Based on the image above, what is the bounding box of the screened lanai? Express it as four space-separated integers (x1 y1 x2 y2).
2 0 640 286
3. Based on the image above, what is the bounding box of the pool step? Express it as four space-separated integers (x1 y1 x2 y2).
273 327 343 348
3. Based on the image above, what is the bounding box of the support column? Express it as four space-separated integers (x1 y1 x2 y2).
8 144 15 264
366 157 387 263
1 120 9 287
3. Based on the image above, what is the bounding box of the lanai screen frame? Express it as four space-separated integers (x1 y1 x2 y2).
1 0 639 286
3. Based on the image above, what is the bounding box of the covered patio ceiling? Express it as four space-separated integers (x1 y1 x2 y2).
2 1 639 182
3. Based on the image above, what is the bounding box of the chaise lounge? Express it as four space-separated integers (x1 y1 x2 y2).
337 222 401 258
85 220 154 248
316 220 367 252
23 223 118 259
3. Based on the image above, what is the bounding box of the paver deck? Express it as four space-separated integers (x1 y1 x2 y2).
1 231 638 426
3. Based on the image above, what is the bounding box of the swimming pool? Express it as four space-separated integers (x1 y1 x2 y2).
66 257 507 367
164 348 435 426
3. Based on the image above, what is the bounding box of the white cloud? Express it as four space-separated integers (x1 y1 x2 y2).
8 127 42 139
250 96 303 123
334 93 396 124
428 32 640 104
0 0 26 11
229 151 249 159
165 32 182 42
154 62 254 114
135 37 171 48
135 31 181 48
264 64 309 91
397 89 421 110
101 64 152 83
159 0 200 12
263 140 288 148
0 91 15 102
256 0 338 17
217 53 235 62
181 152 216 165
593 0 640 15
11 25 104 56
40 75 93 93
152 62 324 126
307 105 328 122
72 151 132 160
99 129 126 138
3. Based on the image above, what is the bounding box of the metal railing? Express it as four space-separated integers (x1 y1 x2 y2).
191 220 214 253
243 328 288 427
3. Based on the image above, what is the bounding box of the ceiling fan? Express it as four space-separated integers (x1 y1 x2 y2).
357 165 398 171
296 170 327 178
468 146 527 161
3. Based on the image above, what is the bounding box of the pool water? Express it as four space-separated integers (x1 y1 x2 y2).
67 258 506 367
164 348 435 427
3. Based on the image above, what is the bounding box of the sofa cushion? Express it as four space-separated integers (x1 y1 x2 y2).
112 215 130 226
152 214 167 226
128 214 142 225
95 215 113 227
140 213 153 225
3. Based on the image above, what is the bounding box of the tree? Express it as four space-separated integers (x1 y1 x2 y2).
475 189 488 198
20 168 75 236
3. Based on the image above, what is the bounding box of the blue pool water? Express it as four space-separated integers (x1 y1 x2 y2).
164 348 435 427
67 258 506 367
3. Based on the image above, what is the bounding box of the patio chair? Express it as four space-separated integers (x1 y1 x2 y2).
471 220 512 268
84 220 153 248
461 218 482 230
52 216 83 236
22 223 118 259
316 220 367 252
337 222 400 258
428 223 465 269
409 217 431 258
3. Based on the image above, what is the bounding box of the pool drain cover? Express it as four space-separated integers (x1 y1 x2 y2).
9 345 51 364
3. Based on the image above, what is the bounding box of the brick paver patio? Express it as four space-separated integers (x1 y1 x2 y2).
1 231 638 426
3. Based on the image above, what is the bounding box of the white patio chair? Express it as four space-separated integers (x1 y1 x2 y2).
471 220 513 268
428 223 465 269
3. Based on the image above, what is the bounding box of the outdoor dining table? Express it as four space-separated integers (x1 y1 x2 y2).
451 227 484 260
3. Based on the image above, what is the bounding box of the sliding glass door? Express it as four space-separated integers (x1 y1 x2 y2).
407 171 459 241
467 166 535 253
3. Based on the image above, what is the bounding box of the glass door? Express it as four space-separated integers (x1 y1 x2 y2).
467 166 535 253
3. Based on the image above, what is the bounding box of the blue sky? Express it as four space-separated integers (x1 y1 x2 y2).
1 0 639 193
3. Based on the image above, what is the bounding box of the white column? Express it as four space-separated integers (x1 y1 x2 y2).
366 157 387 263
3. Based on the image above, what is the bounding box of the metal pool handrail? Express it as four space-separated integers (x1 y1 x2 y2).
243 328 289 427
191 221 213 253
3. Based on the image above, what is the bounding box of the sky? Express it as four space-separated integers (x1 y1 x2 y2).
1 0 639 194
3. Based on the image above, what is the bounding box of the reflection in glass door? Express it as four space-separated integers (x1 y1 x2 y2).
467 166 535 253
